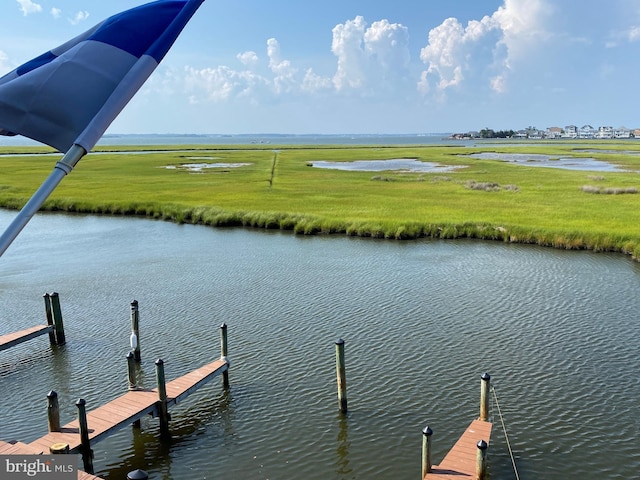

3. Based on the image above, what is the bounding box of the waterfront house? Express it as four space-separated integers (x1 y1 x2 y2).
595 126 613 139
578 125 595 138
614 127 631 138
562 125 578 138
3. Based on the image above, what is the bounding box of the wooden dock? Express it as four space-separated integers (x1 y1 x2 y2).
424 419 492 479
0 440 103 480
0 325 53 351
27 358 228 455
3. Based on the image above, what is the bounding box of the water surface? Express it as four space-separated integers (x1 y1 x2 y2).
0 210 638 480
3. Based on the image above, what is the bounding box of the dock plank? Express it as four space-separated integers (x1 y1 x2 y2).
165 359 228 406
26 359 229 454
0 325 53 351
0 441 102 479
425 419 492 479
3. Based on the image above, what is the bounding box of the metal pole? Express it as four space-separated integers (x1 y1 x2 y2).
0 144 86 258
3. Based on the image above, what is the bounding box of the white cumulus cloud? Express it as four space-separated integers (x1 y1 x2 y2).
16 0 42 16
331 16 410 95
418 0 551 96
50 7 61 19
69 10 89 25
237 51 259 67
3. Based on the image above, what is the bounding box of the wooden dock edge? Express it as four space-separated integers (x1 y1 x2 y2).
424 419 493 479
0 325 53 351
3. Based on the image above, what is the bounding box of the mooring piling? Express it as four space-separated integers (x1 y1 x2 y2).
47 390 60 432
335 339 347 413
220 323 229 389
127 352 137 391
49 442 69 454
42 292 65 346
480 373 491 421
422 425 433 478
130 300 141 362
476 439 488 480
43 293 56 345
76 398 94 474
155 359 170 435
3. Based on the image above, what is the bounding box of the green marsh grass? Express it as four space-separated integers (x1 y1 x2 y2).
2 142 640 259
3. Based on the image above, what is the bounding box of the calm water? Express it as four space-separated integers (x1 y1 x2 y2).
0 210 639 480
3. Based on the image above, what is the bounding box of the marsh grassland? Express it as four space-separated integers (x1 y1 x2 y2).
2 141 640 258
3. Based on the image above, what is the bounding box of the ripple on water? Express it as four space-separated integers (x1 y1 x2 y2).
1 212 639 479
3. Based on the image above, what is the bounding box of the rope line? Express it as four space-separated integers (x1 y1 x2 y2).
491 386 521 480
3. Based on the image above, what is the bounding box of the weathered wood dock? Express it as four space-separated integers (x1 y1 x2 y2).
0 324 53 351
27 358 228 455
0 440 103 480
424 419 493 479
420 373 494 480
0 292 67 351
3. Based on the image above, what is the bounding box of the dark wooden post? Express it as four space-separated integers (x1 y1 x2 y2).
220 323 229 389
130 300 141 362
422 425 433 478
335 339 347 413
480 373 491 421
50 292 66 345
476 439 488 480
76 398 94 474
155 359 169 435
43 293 56 345
127 352 137 391
47 390 60 432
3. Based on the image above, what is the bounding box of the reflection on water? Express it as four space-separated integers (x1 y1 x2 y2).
310 159 464 172
0 210 639 480
460 152 627 171
335 415 352 479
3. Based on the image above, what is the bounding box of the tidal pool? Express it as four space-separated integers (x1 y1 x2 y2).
310 158 465 172
460 152 627 172
165 161 252 172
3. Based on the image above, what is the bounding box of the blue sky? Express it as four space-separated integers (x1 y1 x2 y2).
2 0 640 135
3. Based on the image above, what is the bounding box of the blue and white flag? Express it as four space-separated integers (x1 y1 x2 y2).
0 0 204 153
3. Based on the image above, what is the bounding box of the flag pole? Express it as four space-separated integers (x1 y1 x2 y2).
0 144 86 257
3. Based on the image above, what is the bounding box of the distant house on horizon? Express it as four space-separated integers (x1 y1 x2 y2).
546 126 563 138
563 125 578 138
579 125 595 138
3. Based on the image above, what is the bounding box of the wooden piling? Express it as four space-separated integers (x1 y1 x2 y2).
47 390 60 432
127 352 137 391
480 373 490 421
130 300 141 362
476 439 488 480
50 292 66 345
220 323 229 389
49 442 69 454
43 293 56 345
155 359 170 435
422 425 433 478
335 339 347 413
76 398 94 474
